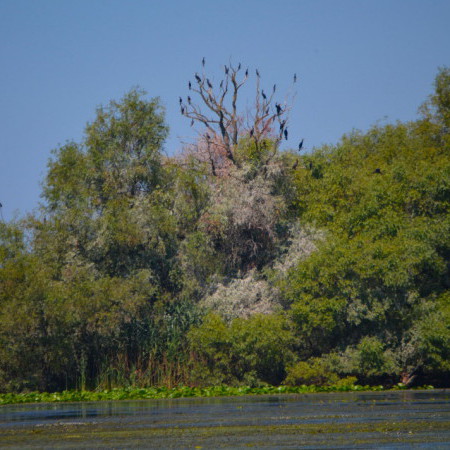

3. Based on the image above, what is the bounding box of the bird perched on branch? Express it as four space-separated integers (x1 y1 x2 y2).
284 129 288 140
294 73 297 83
298 139 304 151
202 57 205 67
195 73 201 83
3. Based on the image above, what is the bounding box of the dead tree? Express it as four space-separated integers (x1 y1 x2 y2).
180 60 296 175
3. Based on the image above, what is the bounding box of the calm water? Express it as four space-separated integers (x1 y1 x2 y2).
1 390 449 448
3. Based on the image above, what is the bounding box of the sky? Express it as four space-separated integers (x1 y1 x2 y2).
0 0 449 221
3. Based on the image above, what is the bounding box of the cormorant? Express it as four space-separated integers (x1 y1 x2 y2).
298 139 304 151
187 96 191 104
276 103 282 115
284 129 288 140
195 73 201 83
238 63 241 70
250 128 254 137
273 84 276 92
294 73 297 83
256 69 260 77
190 119 194 127
202 57 205 67
224 65 229 74
188 81 192 90
262 90 266 100
245 68 248 77
207 79 213 89
179 97 182 104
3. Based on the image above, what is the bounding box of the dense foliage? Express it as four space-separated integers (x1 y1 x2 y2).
1 69 449 394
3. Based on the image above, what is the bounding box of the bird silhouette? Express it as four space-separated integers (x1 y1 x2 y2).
292 159 299 170
206 133 211 140
220 80 223 89
207 79 213 89
238 63 241 70
224 65 229 74
195 73 201 83
202 57 205 67
273 84 276 92
284 129 288 140
276 103 282 115
181 106 185 115
189 81 192 90
256 69 260 77
373 168 382 174
262 90 266 100
187 96 191 104
250 128 254 137
245 68 248 77
280 120 286 131
298 139 304 151
190 119 194 127
179 97 182 104
294 73 297 83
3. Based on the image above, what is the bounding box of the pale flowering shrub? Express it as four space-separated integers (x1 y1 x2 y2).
199 270 281 321
199 165 285 271
272 222 323 278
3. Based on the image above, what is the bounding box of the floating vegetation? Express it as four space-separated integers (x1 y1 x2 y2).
0 383 434 406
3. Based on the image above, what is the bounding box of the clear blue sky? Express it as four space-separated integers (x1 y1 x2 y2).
1 0 449 221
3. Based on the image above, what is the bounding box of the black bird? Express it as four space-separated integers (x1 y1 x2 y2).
224 65 229 74
187 96 191 104
188 81 192 90
181 106 185 115
292 159 299 170
256 69 260 77
280 120 286 131
206 133 211 140
238 63 241 70
0 202 2 208
190 119 194 127
284 129 288 140
202 57 205 67
293 73 297 83
298 139 304 151
273 84 276 92
245 68 248 77
220 80 223 89
195 73 201 83
207 79 213 89
276 103 282 115
373 168 382 174
262 90 266 100
179 97 182 105
250 127 254 137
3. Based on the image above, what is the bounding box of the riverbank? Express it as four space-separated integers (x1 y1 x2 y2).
0 382 434 406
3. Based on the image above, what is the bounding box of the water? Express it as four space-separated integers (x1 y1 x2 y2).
1 390 449 448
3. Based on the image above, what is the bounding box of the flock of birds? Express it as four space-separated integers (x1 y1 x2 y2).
180 58 306 154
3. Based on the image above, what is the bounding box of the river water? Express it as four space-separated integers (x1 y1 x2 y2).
1 390 449 448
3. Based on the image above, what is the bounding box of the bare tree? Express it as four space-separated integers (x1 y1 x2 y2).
180 60 297 175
